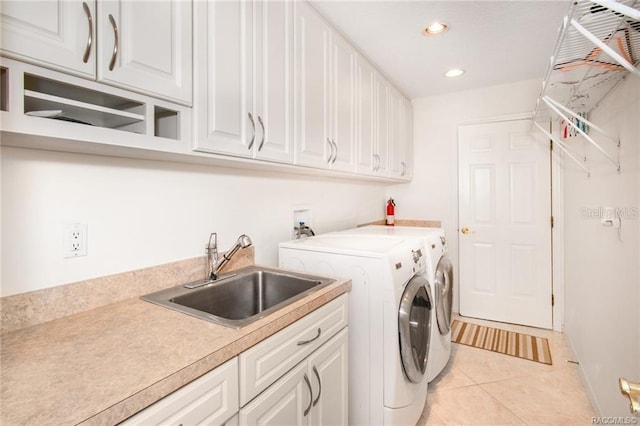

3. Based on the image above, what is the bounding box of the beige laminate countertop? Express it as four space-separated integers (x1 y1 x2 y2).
0 277 351 426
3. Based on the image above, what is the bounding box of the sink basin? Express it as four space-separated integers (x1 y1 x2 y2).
141 266 335 328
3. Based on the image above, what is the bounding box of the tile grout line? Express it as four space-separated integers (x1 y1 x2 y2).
477 383 531 425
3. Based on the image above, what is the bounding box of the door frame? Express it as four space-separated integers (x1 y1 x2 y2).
456 112 564 332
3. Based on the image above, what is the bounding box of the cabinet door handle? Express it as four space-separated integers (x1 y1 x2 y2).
330 139 338 164
82 2 93 64
108 14 119 71
373 154 380 172
247 112 256 150
312 366 322 407
257 115 266 151
303 373 313 416
297 328 321 346
401 161 406 176
326 138 334 164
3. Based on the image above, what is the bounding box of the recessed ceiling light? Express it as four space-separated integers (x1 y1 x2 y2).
444 68 465 78
423 22 449 36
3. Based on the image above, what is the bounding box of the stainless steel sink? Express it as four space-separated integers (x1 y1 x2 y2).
141 266 335 328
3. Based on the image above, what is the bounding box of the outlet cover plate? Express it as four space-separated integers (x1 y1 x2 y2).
63 223 87 258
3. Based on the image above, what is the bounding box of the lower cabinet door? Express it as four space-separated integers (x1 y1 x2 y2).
224 413 239 426
240 362 310 425
122 357 239 426
308 328 349 426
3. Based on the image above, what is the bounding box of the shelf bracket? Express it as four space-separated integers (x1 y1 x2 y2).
542 96 621 173
544 95 620 147
533 121 590 177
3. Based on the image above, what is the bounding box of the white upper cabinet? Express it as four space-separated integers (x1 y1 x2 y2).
294 1 356 172
0 1 97 78
389 86 412 180
252 0 294 163
356 55 376 174
293 1 331 168
0 0 192 105
374 72 390 176
357 57 412 180
357 58 390 177
1 0 412 181
194 0 293 163
399 96 414 180
193 0 249 156
329 32 356 173
97 0 192 105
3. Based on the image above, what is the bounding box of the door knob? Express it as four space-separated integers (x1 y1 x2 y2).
461 226 472 235
619 378 640 415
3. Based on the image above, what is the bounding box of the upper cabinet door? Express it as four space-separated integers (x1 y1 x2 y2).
294 1 332 168
0 0 96 78
388 87 403 178
374 72 389 176
400 97 414 180
193 0 252 157
355 55 376 175
330 32 356 173
97 0 192 105
253 0 294 163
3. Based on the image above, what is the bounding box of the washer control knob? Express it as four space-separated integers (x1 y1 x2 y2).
440 236 447 246
411 248 423 263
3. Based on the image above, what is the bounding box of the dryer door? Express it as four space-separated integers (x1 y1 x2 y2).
435 255 454 335
398 275 433 383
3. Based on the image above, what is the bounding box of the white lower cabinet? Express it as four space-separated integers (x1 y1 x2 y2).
122 294 348 426
122 357 239 426
307 328 349 425
240 328 349 425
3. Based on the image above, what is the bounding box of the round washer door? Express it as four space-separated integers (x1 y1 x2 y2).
398 275 433 383
435 255 454 335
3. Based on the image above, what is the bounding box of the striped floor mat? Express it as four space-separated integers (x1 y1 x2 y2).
451 319 553 365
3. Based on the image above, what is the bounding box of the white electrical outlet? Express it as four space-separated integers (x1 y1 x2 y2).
63 223 88 258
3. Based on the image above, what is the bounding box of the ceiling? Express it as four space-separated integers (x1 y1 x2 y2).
309 1 572 99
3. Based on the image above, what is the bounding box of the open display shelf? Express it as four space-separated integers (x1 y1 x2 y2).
533 0 640 176
23 74 146 133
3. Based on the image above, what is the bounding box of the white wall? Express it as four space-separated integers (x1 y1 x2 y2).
562 76 640 417
0 147 386 297
388 78 541 312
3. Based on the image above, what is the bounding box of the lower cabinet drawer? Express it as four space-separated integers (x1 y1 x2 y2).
239 294 348 406
122 357 239 426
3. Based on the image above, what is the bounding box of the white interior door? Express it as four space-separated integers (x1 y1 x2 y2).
458 119 552 329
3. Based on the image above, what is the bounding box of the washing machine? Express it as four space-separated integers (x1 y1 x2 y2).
325 226 454 382
279 234 433 425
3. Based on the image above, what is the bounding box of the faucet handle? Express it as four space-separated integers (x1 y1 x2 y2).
208 233 218 252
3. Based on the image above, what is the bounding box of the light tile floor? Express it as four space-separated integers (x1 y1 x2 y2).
417 314 596 425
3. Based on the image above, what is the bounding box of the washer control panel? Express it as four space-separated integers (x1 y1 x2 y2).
411 247 426 274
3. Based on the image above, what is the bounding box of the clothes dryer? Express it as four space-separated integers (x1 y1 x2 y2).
325 226 453 382
279 235 432 425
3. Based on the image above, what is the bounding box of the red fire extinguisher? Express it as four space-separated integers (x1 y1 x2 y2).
386 198 396 226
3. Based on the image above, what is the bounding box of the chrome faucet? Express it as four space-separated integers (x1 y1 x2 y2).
207 233 253 280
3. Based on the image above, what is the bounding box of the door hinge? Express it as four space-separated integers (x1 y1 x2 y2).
551 294 555 307
551 216 555 228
